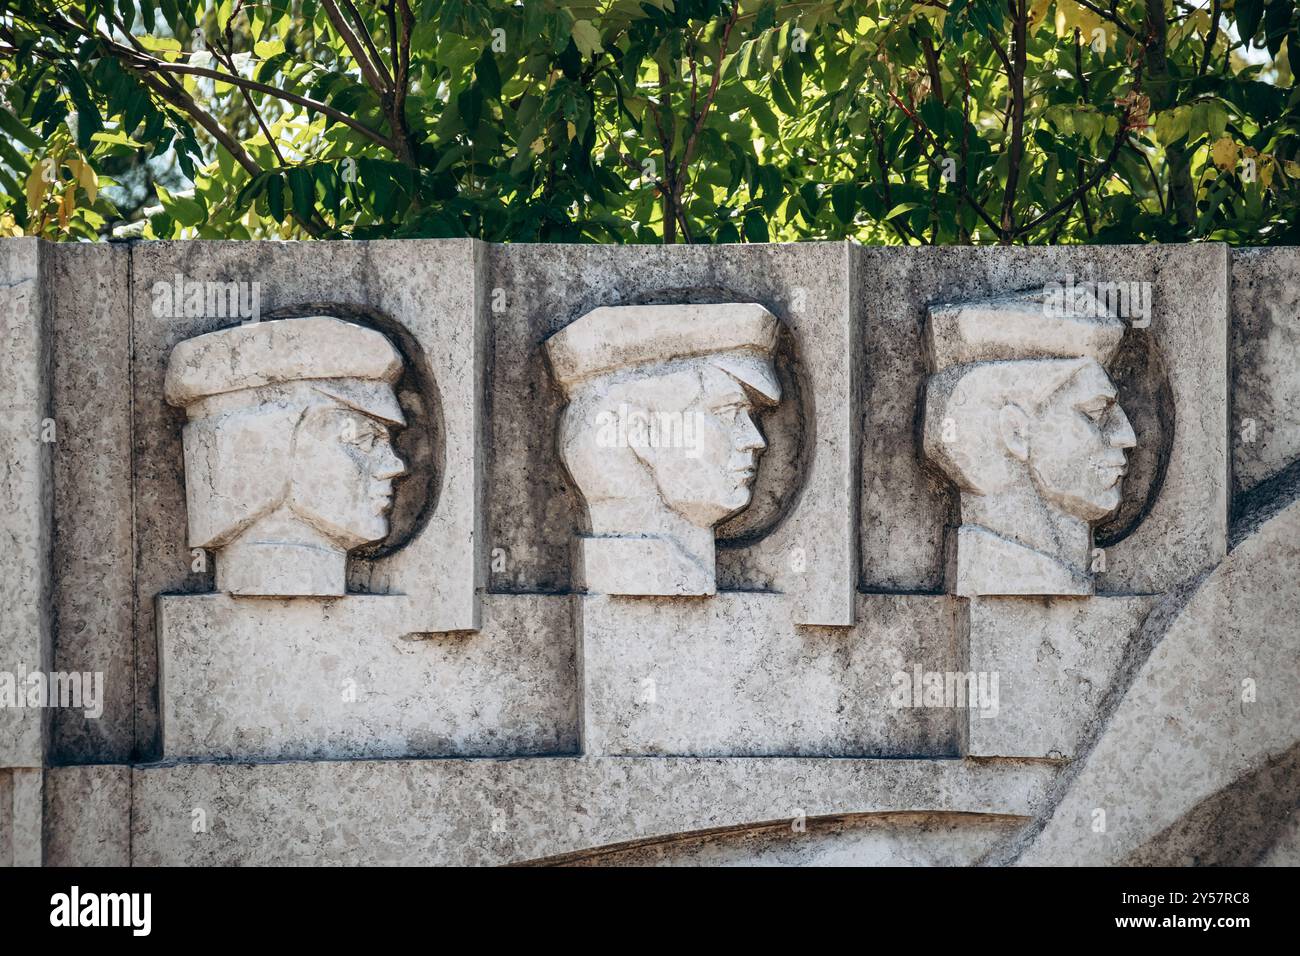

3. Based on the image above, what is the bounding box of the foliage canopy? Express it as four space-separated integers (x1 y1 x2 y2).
1 0 1298 244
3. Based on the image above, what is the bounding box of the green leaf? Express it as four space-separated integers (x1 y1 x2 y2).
266 174 285 222
830 182 856 224
0 110 42 150
1236 0 1265 42
884 202 921 220
476 49 502 100
742 208 769 243
287 166 315 223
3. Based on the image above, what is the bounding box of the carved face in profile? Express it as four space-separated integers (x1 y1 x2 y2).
927 356 1136 525
289 405 407 547
628 364 768 528
1023 360 1136 522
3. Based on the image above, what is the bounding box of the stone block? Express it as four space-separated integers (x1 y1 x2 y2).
43 765 131 867
0 768 42 866
967 595 1155 758
1229 247 1300 498
48 243 134 763
580 592 963 756
130 756 1057 866
160 593 577 761
0 238 50 769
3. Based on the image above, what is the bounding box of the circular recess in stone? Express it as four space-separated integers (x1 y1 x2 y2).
1094 326 1174 547
262 304 444 557
619 286 812 546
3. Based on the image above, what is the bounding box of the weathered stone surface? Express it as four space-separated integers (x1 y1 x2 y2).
0 768 43 866
555 812 1023 867
3 237 1292 868
1229 247 1300 499
856 244 1228 596
580 592 962 757
160 594 576 761
1014 495 1300 865
0 239 50 769
967 596 1155 759
44 765 130 866
130 756 1056 866
487 242 860 625
1260 808 1300 866
546 303 782 596
131 239 487 758
48 243 134 763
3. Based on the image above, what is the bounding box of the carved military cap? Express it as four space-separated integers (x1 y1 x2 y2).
926 288 1125 373
164 316 405 425
545 303 781 403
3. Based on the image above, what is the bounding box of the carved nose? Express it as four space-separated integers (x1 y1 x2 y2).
375 445 407 480
736 410 765 452
1109 406 1137 449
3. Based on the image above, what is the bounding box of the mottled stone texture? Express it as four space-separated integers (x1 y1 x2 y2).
580 593 963 757
160 594 577 761
130 756 1055 866
967 596 1155 759
3 239 1295 867
1015 495 1300 866
44 765 130 866
1229 247 1300 500
0 769 43 866
556 812 1022 867
48 243 133 764
856 244 1228 596
0 239 50 769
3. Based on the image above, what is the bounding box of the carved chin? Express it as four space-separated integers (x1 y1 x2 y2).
1073 485 1123 523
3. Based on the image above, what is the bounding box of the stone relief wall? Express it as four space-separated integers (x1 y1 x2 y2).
1 238 1295 867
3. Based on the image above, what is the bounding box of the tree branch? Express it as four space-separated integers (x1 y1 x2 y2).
999 0 1027 243
320 0 390 97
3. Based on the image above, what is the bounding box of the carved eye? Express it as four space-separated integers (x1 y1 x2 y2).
1082 399 1111 423
713 403 742 423
344 427 377 451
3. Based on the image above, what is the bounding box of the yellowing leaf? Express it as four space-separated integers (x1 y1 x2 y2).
571 20 602 58
1057 2 1105 40
1210 137 1238 171
566 121 576 140
58 189 75 229
25 163 48 216
1029 0 1052 30
1259 154 1275 189
78 162 98 205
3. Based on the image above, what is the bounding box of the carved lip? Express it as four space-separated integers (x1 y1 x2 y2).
371 482 395 513
1099 463 1128 486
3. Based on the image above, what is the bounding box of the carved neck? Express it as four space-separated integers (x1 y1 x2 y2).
216 512 348 596
583 498 716 594
959 483 1092 577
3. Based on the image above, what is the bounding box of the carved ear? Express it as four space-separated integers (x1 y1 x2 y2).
622 402 656 467
998 403 1030 462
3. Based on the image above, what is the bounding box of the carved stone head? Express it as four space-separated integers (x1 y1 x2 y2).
546 303 781 595
165 316 407 596
921 291 1136 596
